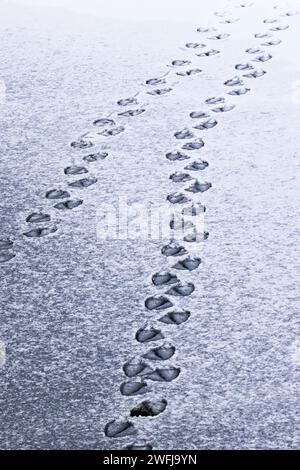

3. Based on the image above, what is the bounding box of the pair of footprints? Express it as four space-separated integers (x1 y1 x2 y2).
23 151 108 239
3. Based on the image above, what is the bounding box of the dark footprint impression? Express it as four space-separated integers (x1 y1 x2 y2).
174 129 194 140
227 87 250 96
118 108 146 117
176 69 202 77
146 71 169 86
159 310 191 325
186 181 212 193
26 213 51 223
143 344 176 361
196 26 216 33
197 49 220 57
64 166 88 176
212 104 235 113
123 359 153 378
254 32 272 38
161 243 188 257
182 139 205 151
54 199 83 210
136 325 165 343
246 47 264 54
83 151 108 163
147 88 172 96
152 272 179 287
146 367 181 382
173 256 201 271
235 63 254 71
104 420 136 439
193 118 218 130
253 53 272 62
208 33 230 40
166 151 190 162
68 177 97 189
184 160 209 171
261 39 282 46
145 296 173 311
205 96 225 105
224 77 244 86
170 172 192 183
117 95 139 106
93 118 115 127
171 59 191 67
167 193 191 204
70 139 94 150
166 282 195 297
185 42 206 49
97 126 125 137
130 399 167 417
190 111 210 119
120 381 150 397
243 69 266 78
23 226 58 238
46 189 70 200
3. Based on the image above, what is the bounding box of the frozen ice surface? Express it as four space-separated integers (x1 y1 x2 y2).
0 0 300 450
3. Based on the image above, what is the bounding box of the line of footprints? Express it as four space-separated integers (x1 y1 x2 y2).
0 0 297 451
102 5 297 450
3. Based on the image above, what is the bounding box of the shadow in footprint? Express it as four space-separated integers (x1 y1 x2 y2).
23 226 58 238
159 310 191 325
104 420 136 439
136 326 165 343
146 367 181 382
130 399 167 417
143 344 176 361
54 200 83 210
120 381 150 396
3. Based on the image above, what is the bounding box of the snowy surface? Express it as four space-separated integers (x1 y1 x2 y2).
0 0 299 450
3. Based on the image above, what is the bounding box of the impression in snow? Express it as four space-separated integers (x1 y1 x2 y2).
142 344 176 361
130 399 167 417
185 42 206 49
0 238 13 250
189 111 210 119
161 243 188 257
93 118 115 127
224 77 244 86
68 177 97 189
197 49 220 57
184 160 209 171
212 104 235 112
152 272 179 287
97 126 125 136
261 39 282 46
46 189 70 200
166 151 190 161
54 200 83 210
235 63 254 70
64 166 88 176
159 310 191 325
120 381 150 396
208 33 230 40
104 420 136 439
173 257 202 271
166 193 191 204
83 152 108 162
70 139 94 149
126 442 153 450
253 53 272 62
176 69 202 77
117 95 138 106
145 296 173 311
254 32 272 38
243 69 266 78
205 96 225 105
147 88 172 96
193 118 217 130
171 60 191 66
227 87 250 95
136 326 165 343
246 47 264 54
270 25 289 31
123 359 153 378
146 367 181 382
166 282 195 297
0 252 16 263
26 213 51 223
169 172 192 183
196 26 216 33
118 109 146 117
174 129 194 140
182 139 205 151
23 226 58 238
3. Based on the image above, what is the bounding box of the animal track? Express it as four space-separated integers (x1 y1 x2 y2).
54 200 83 210
171 60 191 67
146 71 169 86
190 111 210 119
253 53 272 62
130 399 167 417
224 77 244 86
145 296 173 311
118 109 146 117
146 367 181 382
263 18 278 24
176 69 202 77
0 239 16 264
64 166 88 176
97 126 125 136
172 257 201 271
193 118 218 130
70 139 94 150
26 213 51 223
23 226 58 238
208 33 230 40
93 118 115 127
235 63 254 70
123 359 153 378
159 310 191 325
270 24 289 31
186 181 212 193
120 381 150 396
143 344 176 361
254 32 272 38
104 420 136 438
243 69 266 78
68 177 97 189
197 49 220 57
196 26 216 33
0 252 16 263
184 160 209 171
227 87 250 95
136 326 165 343
212 104 235 112
46 189 70 200
185 42 206 49
170 172 192 183
182 139 205 151
261 39 282 46
205 96 225 105
152 272 179 287
117 95 138 106
167 193 191 204
246 47 264 54
174 129 194 140
166 151 190 162
166 282 195 297
161 243 188 257
147 88 172 96
83 151 108 162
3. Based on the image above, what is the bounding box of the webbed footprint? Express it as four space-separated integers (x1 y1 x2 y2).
104 420 136 438
152 272 179 287
145 296 173 311
68 177 97 188
136 326 164 343
197 49 220 57
166 282 195 297
182 139 205 151
184 160 209 171
147 88 172 96
54 200 83 210
246 47 264 54
174 129 194 140
46 189 70 200
123 359 153 378
23 226 58 238
159 310 191 325
193 118 217 130
185 42 206 49
120 381 150 396
161 243 188 257
146 367 181 382
173 256 201 271
166 151 190 162
167 193 191 204
196 27 216 33
26 213 51 223
254 32 272 38
64 166 88 176
130 399 167 417
170 172 192 183
143 344 175 361
83 151 108 163
227 87 250 96
176 69 202 77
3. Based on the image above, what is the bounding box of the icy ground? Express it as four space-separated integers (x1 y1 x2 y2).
0 0 299 450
